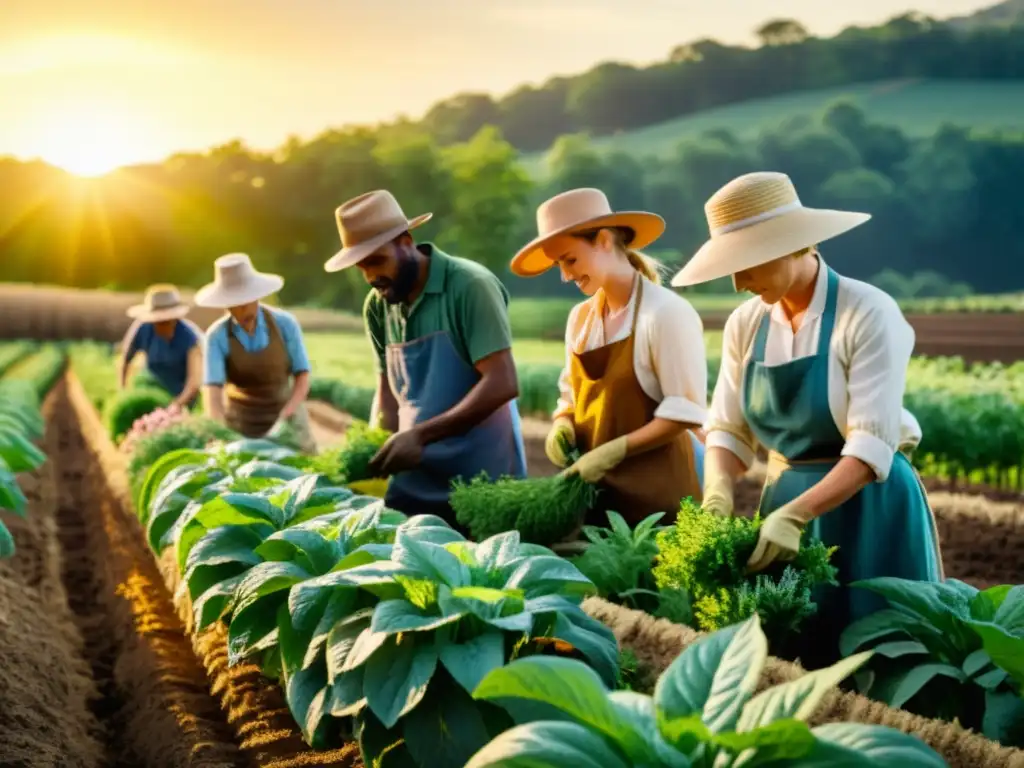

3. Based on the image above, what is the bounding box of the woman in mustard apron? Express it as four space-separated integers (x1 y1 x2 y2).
510 188 707 527
672 172 943 667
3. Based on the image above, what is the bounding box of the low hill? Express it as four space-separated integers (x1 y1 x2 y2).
519 78 1024 176
948 0 1024 28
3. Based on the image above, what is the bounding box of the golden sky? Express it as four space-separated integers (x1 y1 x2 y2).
0 0 994 175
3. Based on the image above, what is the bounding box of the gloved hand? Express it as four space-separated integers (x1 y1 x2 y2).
701 467 735 517
562 436 628 483
545 416 577 468
746 501 813 573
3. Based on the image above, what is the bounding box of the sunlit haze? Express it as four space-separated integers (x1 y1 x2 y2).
1 0 995 175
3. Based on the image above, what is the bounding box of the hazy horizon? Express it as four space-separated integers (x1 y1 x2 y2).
1 0 996 173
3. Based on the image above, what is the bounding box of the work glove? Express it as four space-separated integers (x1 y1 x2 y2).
701 466 735 518
267 418 288 438
545 416 577 468
562 436 628 484
746 501 813 573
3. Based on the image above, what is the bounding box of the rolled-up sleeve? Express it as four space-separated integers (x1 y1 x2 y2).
840 297 914 482
705 308 758 469
274 311 312 375
650 299 707 425
552 305 581 420
203 322 229 386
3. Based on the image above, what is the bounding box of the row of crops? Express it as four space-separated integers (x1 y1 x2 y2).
36 340 1015 766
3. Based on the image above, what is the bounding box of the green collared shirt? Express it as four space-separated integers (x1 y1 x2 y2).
363 244 514 374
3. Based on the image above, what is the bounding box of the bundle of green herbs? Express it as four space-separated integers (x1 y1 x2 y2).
652 497 838 650
316 420 391 484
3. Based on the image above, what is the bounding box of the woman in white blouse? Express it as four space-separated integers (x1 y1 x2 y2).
672 171 942 665
511 188 707 526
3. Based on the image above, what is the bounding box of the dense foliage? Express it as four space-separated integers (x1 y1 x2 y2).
840 577 1024 746
0 381 47 557
466 614 947 767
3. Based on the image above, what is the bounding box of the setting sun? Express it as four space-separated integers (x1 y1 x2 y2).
33 100 155 177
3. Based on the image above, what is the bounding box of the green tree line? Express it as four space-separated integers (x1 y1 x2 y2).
1 97 1020 309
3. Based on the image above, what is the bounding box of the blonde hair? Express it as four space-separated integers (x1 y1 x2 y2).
575 226 665 285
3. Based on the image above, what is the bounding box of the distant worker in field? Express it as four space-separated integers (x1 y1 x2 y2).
673 171 942 666
324 189 526 526
119 284 202 409
195 253 316 452
510 188 707 528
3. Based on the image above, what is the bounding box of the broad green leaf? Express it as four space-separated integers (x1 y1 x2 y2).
962 648 993 677
325 608 374 683
0 463 27 516
393 533 470 587
606 510 633 541
137 450 209 518
549 607 620 689
0 427 46 472
839 609 939 656
887 663 967 709
439 631 505 695
969 621 1024 692
236 460 305 482
0 521 14 557
472 656 646 752
288 570 360 634
606 691 689 767
255 529 339 574
503 555 596 599
802 723 947 767
850 578 975 648
713 718 815 761
341 626 390 673
193 573 246 630
328 667 367 717
177 492 284 570
364 637 438 728
737 652 872 731
464 721 632 768
303 591 359 671
992 586 1024 632
655 616 764 745
870 641 929 659
982 689 1024 745
402 675 495 768
473 531 522 571
974 668 1009 691
371 598 463 635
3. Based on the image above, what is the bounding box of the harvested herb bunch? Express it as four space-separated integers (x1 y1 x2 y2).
317 420 391 484
451 457 598 545
653 497 838 647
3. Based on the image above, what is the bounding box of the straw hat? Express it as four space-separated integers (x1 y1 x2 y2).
194 253 284 309
126 284 190 322
324 190 432 273
511 188 665 277
671 172 870 287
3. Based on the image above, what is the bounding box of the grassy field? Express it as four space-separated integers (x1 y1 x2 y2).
519 78 1024 175
305 330 726 390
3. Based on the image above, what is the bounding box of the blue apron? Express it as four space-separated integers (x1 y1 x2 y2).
383 329 527 529
743 267 943 666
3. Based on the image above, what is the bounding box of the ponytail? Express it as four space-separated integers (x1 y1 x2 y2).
625 249 663 285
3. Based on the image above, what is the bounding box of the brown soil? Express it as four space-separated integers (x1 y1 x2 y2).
68 371 364 768
586 597 1024 768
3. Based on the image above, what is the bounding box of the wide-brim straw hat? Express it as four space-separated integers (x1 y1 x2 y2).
324 189 432 273
511 188 666 278
671 171 871 288
126 284 191 322
195 253 285 309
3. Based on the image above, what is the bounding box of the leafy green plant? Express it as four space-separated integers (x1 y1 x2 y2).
322 526 620 767
841 577 1024 746
317 421 391 484
570 510 692 624
125 416 239 497
653 499 837 651
0 380 47 557
466 613 947 767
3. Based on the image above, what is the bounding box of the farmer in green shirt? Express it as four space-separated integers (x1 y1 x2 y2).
323 189 527 526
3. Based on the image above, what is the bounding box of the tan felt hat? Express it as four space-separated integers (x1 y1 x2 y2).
511 188 665 277
324 189 432 273
126 284 190 322
671 171 870 287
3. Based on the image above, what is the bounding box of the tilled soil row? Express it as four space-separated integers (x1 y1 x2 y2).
67 370 364 768
52 378 244 768
0 391 105 768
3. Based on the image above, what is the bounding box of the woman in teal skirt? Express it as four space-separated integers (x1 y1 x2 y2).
672 171 943 668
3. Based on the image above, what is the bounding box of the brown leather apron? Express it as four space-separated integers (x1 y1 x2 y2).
224 309 291 438
569 280 702 526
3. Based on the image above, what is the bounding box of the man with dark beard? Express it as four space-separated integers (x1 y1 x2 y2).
324 189 527 526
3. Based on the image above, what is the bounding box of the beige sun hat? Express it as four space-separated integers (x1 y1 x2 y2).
125 284 191 322
194 253 284 309
511 188 666 277
324 190 433 273
671 172 871 288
